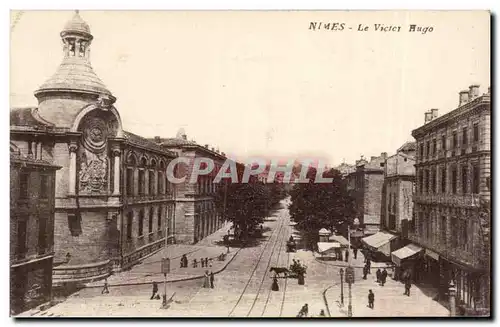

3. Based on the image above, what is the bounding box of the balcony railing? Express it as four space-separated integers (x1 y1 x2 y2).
413 193 480 207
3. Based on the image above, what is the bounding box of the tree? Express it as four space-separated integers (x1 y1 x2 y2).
289 167 357 249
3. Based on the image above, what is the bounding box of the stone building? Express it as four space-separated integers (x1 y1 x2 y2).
152 130 228 244
410 85 491 315
10 144 61 314
334 161 356 178
347 153 388 236
10 12 177 284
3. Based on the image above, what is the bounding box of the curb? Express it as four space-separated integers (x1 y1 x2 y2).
83 247 243 289
322 284 336 317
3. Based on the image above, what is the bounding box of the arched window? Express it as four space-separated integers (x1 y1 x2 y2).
139 157 147 195
138 209 144 236
126 153 137 196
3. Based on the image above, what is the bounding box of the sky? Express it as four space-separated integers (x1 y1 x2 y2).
10 10 490 166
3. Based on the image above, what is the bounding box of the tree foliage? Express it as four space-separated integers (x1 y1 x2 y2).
289 167 357 247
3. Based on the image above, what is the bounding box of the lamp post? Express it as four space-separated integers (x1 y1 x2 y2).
339 268 344 306
347 218 359 317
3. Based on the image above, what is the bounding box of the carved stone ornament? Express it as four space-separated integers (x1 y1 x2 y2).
96 95 112 110
79 155 107 193
82 117 108 152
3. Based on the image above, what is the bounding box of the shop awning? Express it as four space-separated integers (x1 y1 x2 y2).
318 228 331 236
391 244 423 266
328 235 349 246
361 231 398 256
317 242 340 255
425 249 439 260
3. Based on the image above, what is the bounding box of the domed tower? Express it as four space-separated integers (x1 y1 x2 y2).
34 10 117 128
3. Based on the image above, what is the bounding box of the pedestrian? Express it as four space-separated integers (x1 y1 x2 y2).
318 309 326 317
193 258 198 268
404 279 412 296
203 270 210 288
209 258 213 267
150 281 159 300
353 247 358 260
182 254 188 268
366 258 371 274
368 290 375 309
205 257 209 268
363 265 368 280
376 268 382 283
272 276 279 291
210 271 215 289
381 268 388 286
302 303 309 317
101 278 109 294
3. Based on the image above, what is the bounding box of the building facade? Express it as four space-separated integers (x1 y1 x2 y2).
152 130 227 244
10 12 177 284
410 85 491 315
10 144 61 315
347 153 387 236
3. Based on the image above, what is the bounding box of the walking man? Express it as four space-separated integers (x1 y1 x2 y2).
150 281 159 300
210 271 215 289
404 278 412 296
368 290 375 309
101 278 109 294
363 265 368 280
376 268 382 283
366 258 372 274
381 268 388 286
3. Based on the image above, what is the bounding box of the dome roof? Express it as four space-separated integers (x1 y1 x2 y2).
61 11 91 36
34 56 113 98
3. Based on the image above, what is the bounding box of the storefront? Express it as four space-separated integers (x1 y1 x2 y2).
391 243 423 281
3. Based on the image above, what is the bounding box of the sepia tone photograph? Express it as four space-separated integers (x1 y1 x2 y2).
9 10 491 318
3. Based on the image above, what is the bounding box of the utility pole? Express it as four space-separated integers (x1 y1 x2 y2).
346 218 359 317
161 257 170 309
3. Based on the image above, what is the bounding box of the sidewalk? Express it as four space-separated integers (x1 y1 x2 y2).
86 222 239 288
325 272 449 317
314 249 393 269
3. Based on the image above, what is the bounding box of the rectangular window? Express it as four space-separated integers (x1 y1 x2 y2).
20 172 29 199
149 209 153 234
419 143 424 159
472 164 480 194
158 206 162 229
462 220 468 250
157 172 163 194
425 170 429 193
38 216 47 254
462 128 468 145
432 168 437 193
462 166 468 194
426 141 430 158
419 170 424 194
441 167 447 193
17 219 27 258
127 168 134 196
127 212 133 240
138 170 145 195
473 124 479 142
148 171 154 195
440 216 447 247
40 175 49 199
432 139 437 155
452 167 457 194
139 210 144 236
441 135 447 151
453 131 458 148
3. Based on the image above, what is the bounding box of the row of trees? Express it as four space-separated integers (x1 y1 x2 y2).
288 167 357 249
214 163 288 241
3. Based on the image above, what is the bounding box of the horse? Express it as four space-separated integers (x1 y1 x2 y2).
269 267 290 277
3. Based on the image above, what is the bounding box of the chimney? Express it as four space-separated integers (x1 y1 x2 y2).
469 84 480 100
154 136 161 143
381 152 388 160
431 108 439 119
459 90 469 106
424 111 433 123
204 144 209 148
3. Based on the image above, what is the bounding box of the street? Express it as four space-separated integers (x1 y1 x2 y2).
25 198 448 318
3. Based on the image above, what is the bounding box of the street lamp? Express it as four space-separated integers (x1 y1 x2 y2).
339 268 344 306
347 218 360 317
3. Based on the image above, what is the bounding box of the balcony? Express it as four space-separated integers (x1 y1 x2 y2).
413 193 480 207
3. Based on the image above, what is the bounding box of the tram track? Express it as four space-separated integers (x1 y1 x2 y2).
227 211 288 317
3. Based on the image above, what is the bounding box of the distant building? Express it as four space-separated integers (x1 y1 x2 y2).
334 162 356 178
347 153 388 236
10 144 60 315
411 85 491 316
